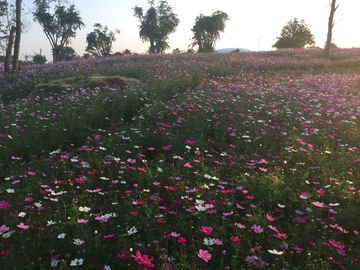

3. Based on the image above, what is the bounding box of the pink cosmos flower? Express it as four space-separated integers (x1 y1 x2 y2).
197 249 211 262
327 239 345 249
184 162 193 168
77 219 88 224
0 224 10 233
266 213 274 222
251 224 263 233
17 223 29 230
234 222 246 229
312 201 325 208
170 231 180 237
273 232 287 239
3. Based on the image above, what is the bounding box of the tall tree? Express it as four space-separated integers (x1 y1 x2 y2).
133 0 179 54
324 0 339 59
12 0 21 72
4 24 15 73
33 0 84 62
273 18 315 49
190 11 229 53
86 23 120 57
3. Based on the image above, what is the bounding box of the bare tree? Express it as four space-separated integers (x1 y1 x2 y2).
12 0 21 72
324 0 339 59
4 25 15 73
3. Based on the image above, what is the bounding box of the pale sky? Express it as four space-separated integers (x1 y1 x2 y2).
20 0 360 60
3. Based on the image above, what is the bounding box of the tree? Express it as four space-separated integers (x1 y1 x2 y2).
33 0 84 62
190 11 229 53
32 48 47 64
12 0 21 72
273 18 315 49
133 0 179 54
61 46 78 61
86 23 120 57
1 0 27 73
324 0 339 59
4 25 15 73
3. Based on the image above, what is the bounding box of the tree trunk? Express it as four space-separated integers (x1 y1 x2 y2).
5 26 16 74
13 0 22 72
324 0 338 59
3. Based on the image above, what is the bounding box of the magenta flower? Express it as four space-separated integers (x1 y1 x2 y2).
177 237 187 245
197 249 211 262
0 200 11 210
117 250 129 259
230 236 241 243
132 250 154 268
199 226 213 235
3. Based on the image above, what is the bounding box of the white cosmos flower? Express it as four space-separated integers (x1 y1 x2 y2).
203 238 216 246
268 249 284 255
69 258 84 266
57 233 66 239
73 238 85 245
79 206 91 212
127 226 138 235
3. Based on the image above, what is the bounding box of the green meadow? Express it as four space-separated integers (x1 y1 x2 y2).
0 48 360 269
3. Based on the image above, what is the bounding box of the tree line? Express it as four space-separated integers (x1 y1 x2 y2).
0 0 339 69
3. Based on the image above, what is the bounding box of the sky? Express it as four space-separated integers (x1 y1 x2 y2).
19 0 360 61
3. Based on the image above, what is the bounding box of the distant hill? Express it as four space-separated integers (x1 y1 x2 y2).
216 48 252 53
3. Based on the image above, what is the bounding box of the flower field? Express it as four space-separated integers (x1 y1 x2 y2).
0 48 360 269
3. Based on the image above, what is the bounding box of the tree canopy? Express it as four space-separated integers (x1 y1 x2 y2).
273 18 315 49
33 0 84 62
86 23 120 57
133 0 179 54
190 11 229 53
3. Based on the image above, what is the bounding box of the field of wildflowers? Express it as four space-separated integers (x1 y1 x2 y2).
0 48 360 269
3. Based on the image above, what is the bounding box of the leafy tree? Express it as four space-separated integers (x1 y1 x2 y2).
32 48 47 64
133 0 179 54
273 18 315 49
122 49 132 55
61 45 78 61
33 0 84 62
86 23 120 57
324 0 339 59
190 11 229 53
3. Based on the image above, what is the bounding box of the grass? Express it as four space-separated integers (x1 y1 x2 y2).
0 48 360 269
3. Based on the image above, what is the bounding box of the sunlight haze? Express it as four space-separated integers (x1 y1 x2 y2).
20 0 360 60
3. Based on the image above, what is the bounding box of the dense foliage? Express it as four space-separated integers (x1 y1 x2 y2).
86 23 120 57
0 48 360 270
273 19 315 49
133 0 179 54
190 11 229 53
33 0 84 62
